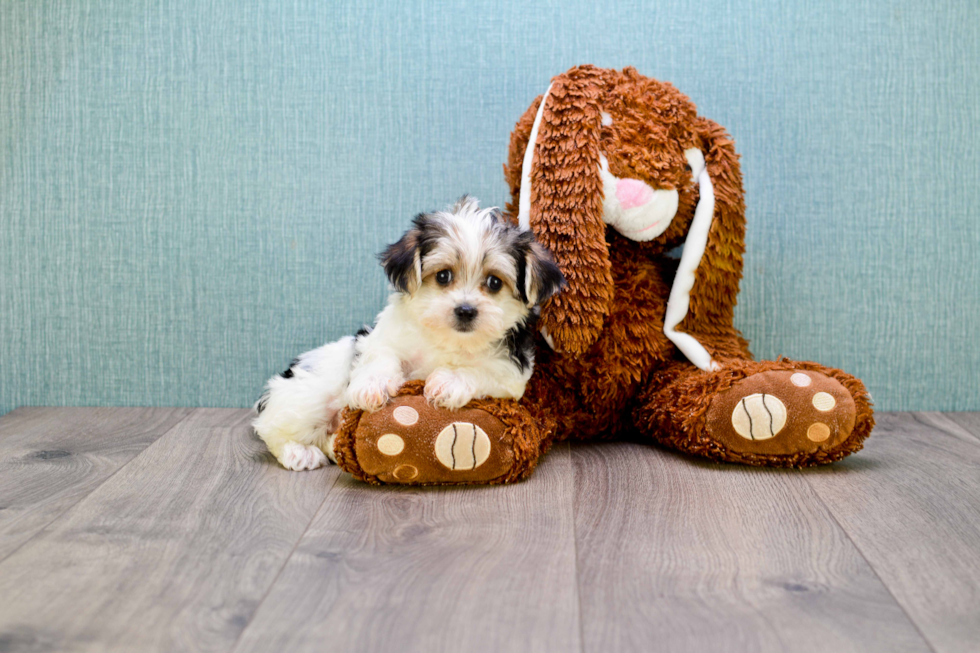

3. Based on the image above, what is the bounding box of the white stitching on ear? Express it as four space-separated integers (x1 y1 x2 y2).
686 147 706 178
518 84 553 231
663 149 720 372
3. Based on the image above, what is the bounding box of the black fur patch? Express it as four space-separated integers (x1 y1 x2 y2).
531 252 565 303
412 212 444 261
512 231 566 305
379 229 418 293
352 326 372 363
257 354 302 413
278 357 300 379
379 212 445 293
502 314 538 373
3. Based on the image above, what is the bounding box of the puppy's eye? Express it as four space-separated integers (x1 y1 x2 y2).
435 270 453 286
486 275 503 293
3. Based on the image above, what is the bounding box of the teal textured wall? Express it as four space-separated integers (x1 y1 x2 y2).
1 0 978 414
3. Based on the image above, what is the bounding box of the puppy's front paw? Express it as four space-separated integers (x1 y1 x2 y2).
279 442 328 471
347 375 398 412
424 369 476 410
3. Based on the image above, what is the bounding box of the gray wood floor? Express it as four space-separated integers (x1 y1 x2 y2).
0 408 978 653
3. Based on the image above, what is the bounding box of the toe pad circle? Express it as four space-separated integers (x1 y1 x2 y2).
435 423 491 470
731 394 788 441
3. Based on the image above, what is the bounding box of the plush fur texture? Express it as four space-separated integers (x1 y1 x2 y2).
334 380 552 485
335 65 874 481
253 197 563 471
502 65 873 465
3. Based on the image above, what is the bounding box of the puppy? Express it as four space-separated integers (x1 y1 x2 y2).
253 196 564 471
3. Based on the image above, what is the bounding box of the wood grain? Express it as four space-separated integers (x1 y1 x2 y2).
233 443 580 653
0 407 192 561
2 410 979 652
804 412 980 653
0 408 334 653
944 412 980 443
572 441 930 653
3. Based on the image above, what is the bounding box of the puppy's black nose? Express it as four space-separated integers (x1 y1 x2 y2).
454 304 478 322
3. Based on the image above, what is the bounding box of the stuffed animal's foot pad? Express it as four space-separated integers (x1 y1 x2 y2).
351 396 516 484
280 442 328 471
706 370 856 456
434 423 492 470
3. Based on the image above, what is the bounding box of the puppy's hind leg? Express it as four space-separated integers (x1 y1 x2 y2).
253 336 356 471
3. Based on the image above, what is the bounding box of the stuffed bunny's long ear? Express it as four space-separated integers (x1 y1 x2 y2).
516 67 612 355
664 119 746 370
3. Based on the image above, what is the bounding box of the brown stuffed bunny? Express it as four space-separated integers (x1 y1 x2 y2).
334 65 874 485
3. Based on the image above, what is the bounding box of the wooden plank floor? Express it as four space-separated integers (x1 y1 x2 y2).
0 408 978 653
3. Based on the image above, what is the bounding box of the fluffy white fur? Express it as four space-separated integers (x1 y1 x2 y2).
253 197 562 471
252 336 356 469
347 294 532 412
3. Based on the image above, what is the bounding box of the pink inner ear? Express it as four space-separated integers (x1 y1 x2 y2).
616 178 654 210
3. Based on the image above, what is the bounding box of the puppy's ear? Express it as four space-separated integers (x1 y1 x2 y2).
379 216 426 294
521 240 566 305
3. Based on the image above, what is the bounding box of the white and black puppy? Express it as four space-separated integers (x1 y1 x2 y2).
253 196 564 471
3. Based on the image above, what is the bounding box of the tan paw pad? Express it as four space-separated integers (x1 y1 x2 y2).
706 370 857 457
392 406 418 425
434 423 491 470
730 394 787 440
791 373 812 387
393 464 419 481
812 392 836 412
377 433 405 455
807 423 831 442
351 395 515 484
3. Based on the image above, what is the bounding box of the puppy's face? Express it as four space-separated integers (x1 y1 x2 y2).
381 197 564 349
